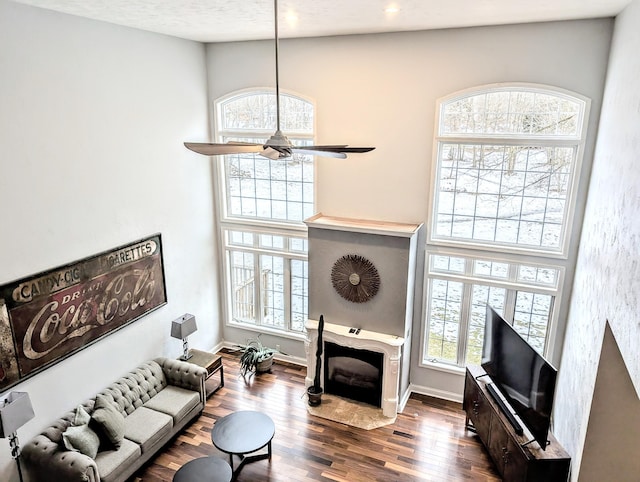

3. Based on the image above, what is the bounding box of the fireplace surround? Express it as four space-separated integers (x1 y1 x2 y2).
305 319 404 417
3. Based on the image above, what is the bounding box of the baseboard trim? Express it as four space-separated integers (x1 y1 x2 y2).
215 343 462 404
399 386 412 413
408 383 463 404
210 341 226 354
219 341 307 367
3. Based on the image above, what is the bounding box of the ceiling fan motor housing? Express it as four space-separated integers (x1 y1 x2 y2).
263 130 293 158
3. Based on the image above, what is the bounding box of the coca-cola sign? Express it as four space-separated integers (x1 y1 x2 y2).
0 234 167 391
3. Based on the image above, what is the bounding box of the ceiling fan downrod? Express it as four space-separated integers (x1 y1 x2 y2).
183 0 375 159
274 0 281 134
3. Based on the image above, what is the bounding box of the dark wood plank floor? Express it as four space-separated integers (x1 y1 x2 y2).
133 349 500 481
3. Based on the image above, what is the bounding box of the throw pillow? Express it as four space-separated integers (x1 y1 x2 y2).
91 395 125 449
62 424 100 459
62 405 100 459
74 405 91 425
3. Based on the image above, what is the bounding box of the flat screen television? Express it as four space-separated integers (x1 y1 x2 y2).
481 305 558 450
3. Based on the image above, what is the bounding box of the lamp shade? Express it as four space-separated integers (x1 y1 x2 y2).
171 313 197 339
0 392 35 437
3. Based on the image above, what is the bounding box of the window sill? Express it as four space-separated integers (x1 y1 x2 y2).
419 360 466 376
226 320 307 343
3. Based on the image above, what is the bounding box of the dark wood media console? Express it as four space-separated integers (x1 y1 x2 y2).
463 365 571 482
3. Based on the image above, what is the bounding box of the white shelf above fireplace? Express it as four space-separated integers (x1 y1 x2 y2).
304 213 421 238
306 319 405 347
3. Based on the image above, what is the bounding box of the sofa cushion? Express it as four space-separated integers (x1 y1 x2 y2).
143 385 200 424
95 437 141 482
92 394 126 449
62 423 100 459
123 406 172 453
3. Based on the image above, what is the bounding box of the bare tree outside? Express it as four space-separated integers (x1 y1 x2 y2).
425 86 586 367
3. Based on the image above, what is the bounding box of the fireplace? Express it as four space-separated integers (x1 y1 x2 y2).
304 214 424 417
305 319 404 417
324 341 383 407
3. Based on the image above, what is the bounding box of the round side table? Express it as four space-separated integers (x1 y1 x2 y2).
211 410 275 479
173 456 232 482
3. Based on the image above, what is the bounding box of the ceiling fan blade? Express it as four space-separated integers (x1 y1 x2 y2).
184 142 263 156
291 147 347 159
292 145 376 158
299 145 348 149
226 141 264 146
328 146 376 153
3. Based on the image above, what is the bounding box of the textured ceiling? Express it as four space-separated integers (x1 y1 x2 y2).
12 0 631 42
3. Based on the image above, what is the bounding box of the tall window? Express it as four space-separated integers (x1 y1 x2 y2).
424 84 588 368
216 90 314 335
425 252 562 366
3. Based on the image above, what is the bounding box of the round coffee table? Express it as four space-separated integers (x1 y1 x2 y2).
173 456 232 482
211 410 275 479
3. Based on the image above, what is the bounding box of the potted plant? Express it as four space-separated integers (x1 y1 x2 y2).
238 335 278 378
307 314 324 406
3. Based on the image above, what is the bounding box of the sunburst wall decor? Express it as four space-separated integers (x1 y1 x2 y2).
330 254 380 303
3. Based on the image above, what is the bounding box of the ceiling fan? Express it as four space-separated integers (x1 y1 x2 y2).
184 0 375 160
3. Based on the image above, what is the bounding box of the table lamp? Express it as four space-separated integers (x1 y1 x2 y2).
171 313 197 360
0 391 35 482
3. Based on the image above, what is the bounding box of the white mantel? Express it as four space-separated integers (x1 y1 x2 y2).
305 319 405 417
305 213 421 238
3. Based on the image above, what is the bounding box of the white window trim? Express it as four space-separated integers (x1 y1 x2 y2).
419 246 566 370
221 225 310 333
214 87 317 227
213 88 317 332
427 82 591 259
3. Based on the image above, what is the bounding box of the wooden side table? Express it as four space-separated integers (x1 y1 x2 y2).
187 349 224 398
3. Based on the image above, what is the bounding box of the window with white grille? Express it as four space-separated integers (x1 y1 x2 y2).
425 253 561 367
431 86 588 256
423 84 588 368
216 91 314 335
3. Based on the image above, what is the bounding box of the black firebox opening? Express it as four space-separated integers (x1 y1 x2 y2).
324 341 383 407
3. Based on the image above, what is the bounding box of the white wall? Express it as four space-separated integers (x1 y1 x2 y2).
553 1 640 479
207 20 612 398
0 2 217 480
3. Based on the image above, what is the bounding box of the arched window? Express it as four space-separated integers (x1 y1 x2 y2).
423 84 589 368
430 84 588 255
217 90 315 223
215 90 315 334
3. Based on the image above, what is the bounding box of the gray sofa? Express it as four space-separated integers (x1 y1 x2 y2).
22 357 206 482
